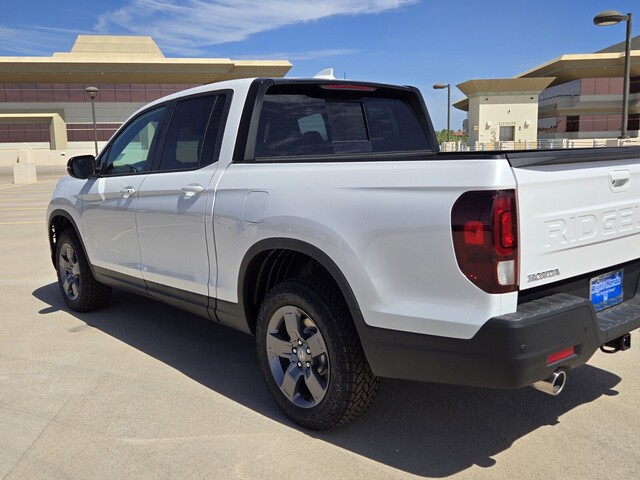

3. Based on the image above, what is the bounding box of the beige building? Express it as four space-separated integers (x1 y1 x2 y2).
518 37 640 139
0 35 291 153
454 78 553 145
454 37 640 145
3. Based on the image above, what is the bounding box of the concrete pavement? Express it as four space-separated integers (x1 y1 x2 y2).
0 166 639 479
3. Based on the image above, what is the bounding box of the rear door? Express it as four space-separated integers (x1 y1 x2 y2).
509 149 640 299
135 92 230 308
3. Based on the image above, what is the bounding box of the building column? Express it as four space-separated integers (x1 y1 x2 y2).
49 114 68 150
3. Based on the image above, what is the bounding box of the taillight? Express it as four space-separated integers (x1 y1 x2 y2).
451 190 518 294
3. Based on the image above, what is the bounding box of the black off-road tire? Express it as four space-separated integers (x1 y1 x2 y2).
55 229 111 312
256 277 379 430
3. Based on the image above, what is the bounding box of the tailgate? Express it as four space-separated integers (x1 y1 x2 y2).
508 148 640 291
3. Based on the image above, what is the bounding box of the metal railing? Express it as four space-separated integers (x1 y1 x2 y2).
440 138 640 152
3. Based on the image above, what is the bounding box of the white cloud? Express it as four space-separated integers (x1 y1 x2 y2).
0 25 72 55
237 48 356 61
95 0 416 54
0 1 414 57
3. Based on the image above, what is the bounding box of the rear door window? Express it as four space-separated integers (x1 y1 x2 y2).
156 93 229 172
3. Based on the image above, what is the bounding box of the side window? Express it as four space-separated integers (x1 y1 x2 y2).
157 95 219 172
103 106 167 176
200 94 229 167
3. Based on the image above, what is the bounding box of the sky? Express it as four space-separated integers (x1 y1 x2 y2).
0 0 638 130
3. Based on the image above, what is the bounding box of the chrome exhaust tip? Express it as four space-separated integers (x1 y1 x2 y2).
531 370 567 396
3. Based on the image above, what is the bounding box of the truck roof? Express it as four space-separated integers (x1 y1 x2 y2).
134 76 421 123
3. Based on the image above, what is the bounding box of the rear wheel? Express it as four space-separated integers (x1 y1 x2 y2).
256 277 378 430
56 229 111 312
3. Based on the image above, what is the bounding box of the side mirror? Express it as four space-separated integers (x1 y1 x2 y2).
67 155 96 179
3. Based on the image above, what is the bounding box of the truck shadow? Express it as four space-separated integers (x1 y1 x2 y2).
34 283 621 477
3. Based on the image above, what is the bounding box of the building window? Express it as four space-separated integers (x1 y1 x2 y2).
630 77 640 94
539 79 581 100
629 114 640 131
537 117 557 133
0 123 50 143
566 116 580 132
4 84 21 102
0 83 196 103
499 126 515 141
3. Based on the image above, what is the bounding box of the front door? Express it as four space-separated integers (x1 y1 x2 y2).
80 105 168 283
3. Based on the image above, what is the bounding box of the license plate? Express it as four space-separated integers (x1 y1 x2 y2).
590 270 623 312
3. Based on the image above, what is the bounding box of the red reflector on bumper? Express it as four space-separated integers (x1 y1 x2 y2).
547 347 574 365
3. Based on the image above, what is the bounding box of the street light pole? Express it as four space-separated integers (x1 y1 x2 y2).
85 86 100 155
622 14 633 138
594 10 633 139
433 83 451 142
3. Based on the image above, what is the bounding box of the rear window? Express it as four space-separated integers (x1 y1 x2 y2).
254 84 431 159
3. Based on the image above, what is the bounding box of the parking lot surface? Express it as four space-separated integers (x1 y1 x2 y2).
1 165 639 479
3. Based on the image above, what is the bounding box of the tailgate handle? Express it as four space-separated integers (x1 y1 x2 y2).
609 170 630 192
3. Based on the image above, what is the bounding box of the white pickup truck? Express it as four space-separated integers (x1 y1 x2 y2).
47 76 640 430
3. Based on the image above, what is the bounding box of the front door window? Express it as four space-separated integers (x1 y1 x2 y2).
102 106 167 176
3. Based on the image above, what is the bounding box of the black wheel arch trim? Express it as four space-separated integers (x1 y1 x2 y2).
48 209 86 268
233 237 364 334
48 209 110 291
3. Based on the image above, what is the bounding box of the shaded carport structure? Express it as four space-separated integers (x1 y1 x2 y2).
0 113 67 149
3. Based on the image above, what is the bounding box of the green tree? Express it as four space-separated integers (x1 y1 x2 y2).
435 128 467 145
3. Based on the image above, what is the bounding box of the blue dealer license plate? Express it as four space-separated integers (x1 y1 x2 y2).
590 270 623 312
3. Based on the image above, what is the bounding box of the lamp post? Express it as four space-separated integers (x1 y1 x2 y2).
594 10 633 139
85 86 100 155
433 83 451 142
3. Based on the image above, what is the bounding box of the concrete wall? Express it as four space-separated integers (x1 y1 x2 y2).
469 94 539 144
467 98 480 145
0 145 105 166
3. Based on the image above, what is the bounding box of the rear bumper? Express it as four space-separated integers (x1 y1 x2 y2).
356 292 640 388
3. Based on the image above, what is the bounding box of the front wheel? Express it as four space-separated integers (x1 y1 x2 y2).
56 229 111 312
256 278 379 430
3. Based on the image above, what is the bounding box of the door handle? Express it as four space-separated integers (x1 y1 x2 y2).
120 187 136 198
181 185 204 197
609 170 630 192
